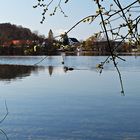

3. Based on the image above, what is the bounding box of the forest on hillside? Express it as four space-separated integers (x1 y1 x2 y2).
0 23 43 44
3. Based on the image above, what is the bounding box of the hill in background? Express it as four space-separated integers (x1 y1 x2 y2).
0 23 44 44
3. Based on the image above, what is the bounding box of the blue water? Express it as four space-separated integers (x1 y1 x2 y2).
0 56 140 140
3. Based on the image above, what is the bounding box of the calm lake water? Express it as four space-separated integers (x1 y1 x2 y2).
0 55 140 140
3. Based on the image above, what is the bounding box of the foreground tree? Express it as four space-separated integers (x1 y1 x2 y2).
33 0 140 94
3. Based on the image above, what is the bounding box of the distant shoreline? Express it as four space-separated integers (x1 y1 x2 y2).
0 51 140 56
58 51 140 56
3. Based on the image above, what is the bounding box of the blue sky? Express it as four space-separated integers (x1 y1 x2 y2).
0 0 138 40
0 0 100 40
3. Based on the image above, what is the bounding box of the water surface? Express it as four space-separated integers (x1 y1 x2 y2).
0 56 140 140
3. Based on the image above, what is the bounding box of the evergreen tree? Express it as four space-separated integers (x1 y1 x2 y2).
48 29 53 41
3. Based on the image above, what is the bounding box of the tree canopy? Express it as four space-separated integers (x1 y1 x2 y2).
0 23 43 44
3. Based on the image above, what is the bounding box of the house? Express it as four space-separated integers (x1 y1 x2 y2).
12 40 33 47
68 38 79 46
2 40 34 47
93 40 124 53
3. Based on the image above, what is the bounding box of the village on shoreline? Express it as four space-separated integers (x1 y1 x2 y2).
0 23 139 56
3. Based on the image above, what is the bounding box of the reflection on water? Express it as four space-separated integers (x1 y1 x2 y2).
0 65 75 82
48 66 53 76
0 56 140 140
0 65 43 82
1 55 140 72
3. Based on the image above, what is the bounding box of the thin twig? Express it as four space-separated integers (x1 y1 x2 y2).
97 1 125 94
0 129 9 140
0 100 8 124
66 14 100 34
34 56 49 65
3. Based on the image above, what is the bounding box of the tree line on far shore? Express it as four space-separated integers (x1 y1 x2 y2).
0 23 138 55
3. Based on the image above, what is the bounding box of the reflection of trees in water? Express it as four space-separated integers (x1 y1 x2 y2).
0 64 74 80
0 65 43 81
48 66 53 76
47 66 75 76
0 64 106 80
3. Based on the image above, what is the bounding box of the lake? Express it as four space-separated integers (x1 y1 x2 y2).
0 55 140 140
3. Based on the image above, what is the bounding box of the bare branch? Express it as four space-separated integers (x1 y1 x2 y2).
0 129 9 140
0 100 8 124
33 0 140 93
